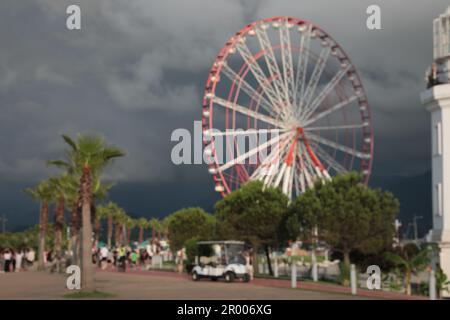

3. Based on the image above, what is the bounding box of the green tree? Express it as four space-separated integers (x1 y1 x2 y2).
24 180 53 270
149 218 161 243
136 218 148 244
165 207 215 253
281 187 321 243
113 207 127 247
385 243 431 295
100 202 120 248
215 181 289 275
288 173 398 269
49 134 125 291
436 267 450 298
125 216 136 245
48 174 75 259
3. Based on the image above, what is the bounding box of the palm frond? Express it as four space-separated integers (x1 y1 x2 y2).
62 134 78 151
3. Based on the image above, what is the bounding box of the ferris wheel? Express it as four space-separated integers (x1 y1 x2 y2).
202 17 373 200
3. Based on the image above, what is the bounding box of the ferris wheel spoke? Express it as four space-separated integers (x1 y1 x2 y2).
304 123 366 132
279 21 296 106
312 144 348 174
295 157 306 193
235 41 283 115
255 26 290 108
212 96 283 128
299 46 331 119
298 147 315 188
250 134 291 180
301 65 351 121
206 128 285 137
295 24 312 115
306 133 370 159
217 131 291 173
221 62 279 118
263 138 292 187
303 95 360 126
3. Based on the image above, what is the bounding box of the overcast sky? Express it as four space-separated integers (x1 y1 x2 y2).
0 0 448 229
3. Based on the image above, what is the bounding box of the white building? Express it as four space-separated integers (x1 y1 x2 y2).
421 7 450 294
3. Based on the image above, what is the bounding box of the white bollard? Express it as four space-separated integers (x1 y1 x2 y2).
350 264 357 295
274 257 279 278
311 251 318 282
291 260 297 288
430 269 437 300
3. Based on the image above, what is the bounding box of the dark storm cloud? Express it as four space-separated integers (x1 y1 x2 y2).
0 0 447 184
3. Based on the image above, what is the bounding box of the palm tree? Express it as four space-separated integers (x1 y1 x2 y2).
113 208 127 247
385 243 431 295
125 217 136 246
149 218 160 244
48 174 74 261
137 218 148 244
49 134 125 291
102 202 119 248
95 204 109 245
24 180 53 270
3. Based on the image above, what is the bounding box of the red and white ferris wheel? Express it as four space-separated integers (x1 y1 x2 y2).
202 17 373 200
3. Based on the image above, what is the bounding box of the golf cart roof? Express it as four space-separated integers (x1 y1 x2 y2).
197 240 245 245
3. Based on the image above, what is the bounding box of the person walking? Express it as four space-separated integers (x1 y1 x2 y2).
15 250 23 272
3 249 12 272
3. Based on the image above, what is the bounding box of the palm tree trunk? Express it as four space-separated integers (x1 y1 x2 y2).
54 195 65 270
127 227 131 245
54 196 64 252
95 218 101 243
115 223 121 246
70 205 80 266
151 225 155 243
38 202 49 270
80 166 94 291
405 270 412 295
139 227 144 244
107 216 113 248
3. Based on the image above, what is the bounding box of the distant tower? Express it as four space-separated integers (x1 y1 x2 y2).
421 6 450 291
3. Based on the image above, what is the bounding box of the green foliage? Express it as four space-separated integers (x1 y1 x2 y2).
281 187 320 243
52 134 126 175
338 262 351 286
184 237 199 263
24 180 53 204
215 180 289 248
0 224 66 251
284 172 399 265
384 243 430 274
165 207 215 252
384 243 431 295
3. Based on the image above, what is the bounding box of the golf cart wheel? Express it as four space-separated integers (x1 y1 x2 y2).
243 273 250 283
192 271 199 281
225 271 235 283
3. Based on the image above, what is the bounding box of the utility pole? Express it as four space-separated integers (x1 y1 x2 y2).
413 214 423 242
0 214 7 233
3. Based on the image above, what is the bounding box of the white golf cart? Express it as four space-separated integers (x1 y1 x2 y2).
191 241 250 283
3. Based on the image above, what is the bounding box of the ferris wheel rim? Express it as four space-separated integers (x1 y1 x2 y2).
202 16 374 198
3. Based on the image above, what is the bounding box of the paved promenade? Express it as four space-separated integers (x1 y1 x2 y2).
0 269 425 300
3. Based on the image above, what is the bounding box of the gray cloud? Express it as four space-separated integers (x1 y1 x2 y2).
0 0 447 187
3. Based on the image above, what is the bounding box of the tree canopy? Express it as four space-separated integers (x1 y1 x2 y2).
165 207 215 252
283 172 399 267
